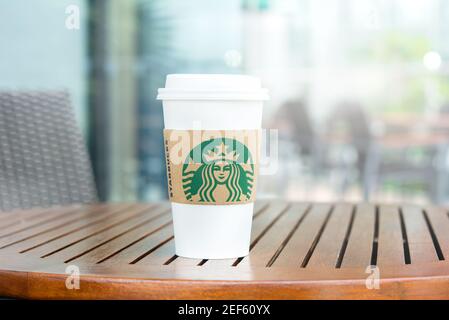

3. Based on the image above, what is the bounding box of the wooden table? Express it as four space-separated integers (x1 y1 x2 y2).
0 201 448 299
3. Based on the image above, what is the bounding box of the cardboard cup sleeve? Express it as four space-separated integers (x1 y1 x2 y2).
164 129 260 205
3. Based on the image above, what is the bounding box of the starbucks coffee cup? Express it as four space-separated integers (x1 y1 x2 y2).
157 74 268 259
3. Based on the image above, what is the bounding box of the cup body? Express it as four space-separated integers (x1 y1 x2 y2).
163 100 262 259
159 74 267 259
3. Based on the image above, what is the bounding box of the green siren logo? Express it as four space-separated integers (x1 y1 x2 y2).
182 138 254 203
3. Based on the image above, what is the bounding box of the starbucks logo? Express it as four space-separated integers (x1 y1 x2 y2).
182 138 254 203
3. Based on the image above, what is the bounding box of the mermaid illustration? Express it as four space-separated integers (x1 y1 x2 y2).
182 138 254 203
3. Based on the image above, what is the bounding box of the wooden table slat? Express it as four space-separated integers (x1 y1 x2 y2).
425 206 449 260
0 204 132 251
402 205 439 264
0 207 60 229
105 224 174 265
270 203 329 268
70 209 172 264
307 203 354 269
239 203 309 267
138 237 176 265
44 206 169 263
20 204 158 258
377 205 405 266
341 203 375 268
0 205 90 240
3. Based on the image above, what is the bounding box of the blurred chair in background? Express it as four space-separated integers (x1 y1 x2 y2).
365 126 448 204
0 91 97 212
323 101 447 203
267 99 320 198
324 102 372 198
267 99 448 203
440 102 449 114
274 99 320 161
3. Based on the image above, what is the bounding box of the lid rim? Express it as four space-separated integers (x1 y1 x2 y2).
157 92 269 101
158 74 269 101
157 96 269 101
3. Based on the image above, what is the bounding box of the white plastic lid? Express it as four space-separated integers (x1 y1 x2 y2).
157 74 269 101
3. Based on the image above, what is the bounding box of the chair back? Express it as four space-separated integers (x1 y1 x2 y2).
328 101 372 150
274 99 316 156
0 90 97 211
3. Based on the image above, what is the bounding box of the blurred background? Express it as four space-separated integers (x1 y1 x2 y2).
1 0 449 205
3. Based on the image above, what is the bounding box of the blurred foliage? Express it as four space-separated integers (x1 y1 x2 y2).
438 76 449 102
381 77 427 114
351 31 430 63
359 31 438 115
369 31 430 62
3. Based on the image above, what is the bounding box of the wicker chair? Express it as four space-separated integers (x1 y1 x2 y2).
0 90 97 211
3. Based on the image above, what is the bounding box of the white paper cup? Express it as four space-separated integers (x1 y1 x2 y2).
157 74 268 259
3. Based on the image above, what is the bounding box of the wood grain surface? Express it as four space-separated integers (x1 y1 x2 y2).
0 201 448 299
